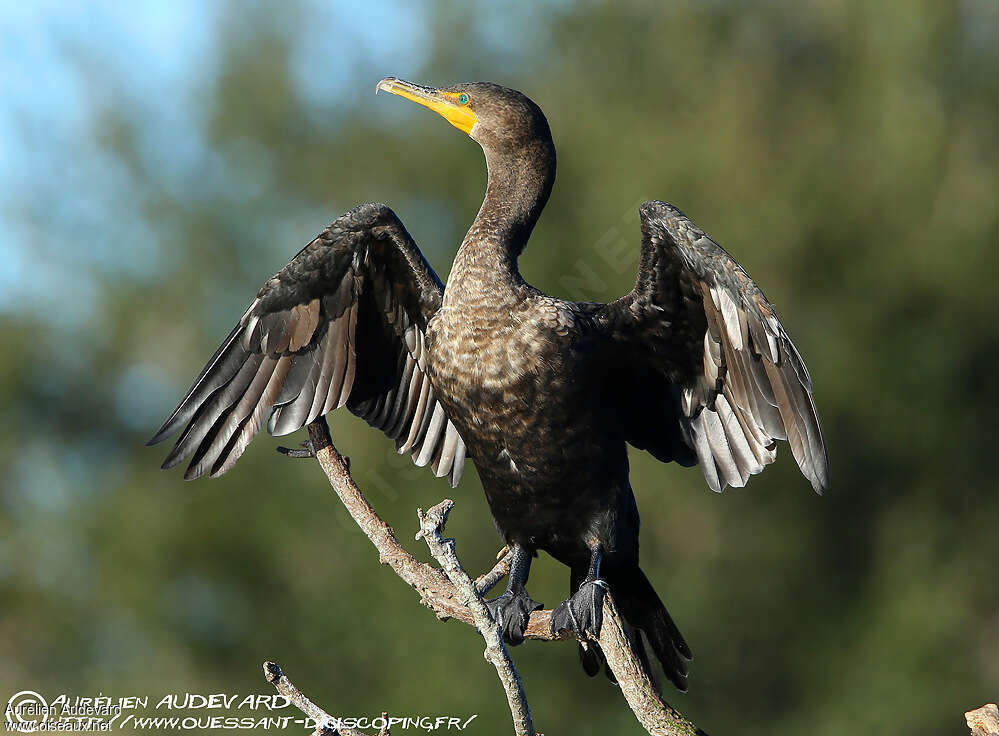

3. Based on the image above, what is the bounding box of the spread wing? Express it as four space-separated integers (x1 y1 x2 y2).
148 202 467 487
599 200 829 493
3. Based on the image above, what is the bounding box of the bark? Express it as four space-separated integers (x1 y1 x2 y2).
261 418 703 735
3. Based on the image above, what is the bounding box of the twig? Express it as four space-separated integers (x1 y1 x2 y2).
290 417 702 736
263 661 369 736
474 547 512 596
303 420 551 633
967 704 999 736
417 500 536 736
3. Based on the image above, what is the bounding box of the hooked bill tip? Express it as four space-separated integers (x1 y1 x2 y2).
375 77 398 95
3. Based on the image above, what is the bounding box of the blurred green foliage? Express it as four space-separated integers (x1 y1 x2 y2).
2 1 998 734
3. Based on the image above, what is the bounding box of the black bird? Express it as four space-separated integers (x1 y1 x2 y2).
149 78 829 692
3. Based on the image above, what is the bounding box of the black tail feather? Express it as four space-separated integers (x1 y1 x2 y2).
575 565 691 693
577 640 603 677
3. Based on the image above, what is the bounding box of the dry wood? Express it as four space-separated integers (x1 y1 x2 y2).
263 661 363 736
262 418 702 735
967 704 999 736
417 499 536 736
264 417 993 736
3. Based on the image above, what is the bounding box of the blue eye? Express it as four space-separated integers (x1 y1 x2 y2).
458 93 469 105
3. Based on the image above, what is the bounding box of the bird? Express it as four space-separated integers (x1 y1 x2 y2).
149 77 829 692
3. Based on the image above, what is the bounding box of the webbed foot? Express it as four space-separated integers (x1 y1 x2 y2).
485 589 543 646
550 578 608 638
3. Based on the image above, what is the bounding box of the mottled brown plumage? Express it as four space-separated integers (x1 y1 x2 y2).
150 79 829 693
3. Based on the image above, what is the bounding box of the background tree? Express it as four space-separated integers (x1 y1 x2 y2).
1 2 997 734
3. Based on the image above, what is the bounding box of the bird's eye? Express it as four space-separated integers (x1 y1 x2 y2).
458 93 469 105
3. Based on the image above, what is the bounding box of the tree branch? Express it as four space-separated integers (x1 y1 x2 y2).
967 704 999 736
263 661 367 736
263 417 702 736
417 499 535 736
474 545 512 596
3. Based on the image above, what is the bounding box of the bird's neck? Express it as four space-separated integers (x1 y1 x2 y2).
444 138 556 308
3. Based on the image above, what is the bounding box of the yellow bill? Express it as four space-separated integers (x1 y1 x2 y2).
376 77 478 136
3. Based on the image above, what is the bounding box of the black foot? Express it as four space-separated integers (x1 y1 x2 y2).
550 578 608 638
485 590 543 646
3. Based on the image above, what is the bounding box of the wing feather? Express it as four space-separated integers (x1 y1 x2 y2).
414 402 448 468
603 200 828 493
148 325 245 446
183 355 284 480
151 203 468 486
336 301 358 409
160 353 264 470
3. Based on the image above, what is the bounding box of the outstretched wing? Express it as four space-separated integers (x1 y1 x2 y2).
599 200 828 493
148 202 467 487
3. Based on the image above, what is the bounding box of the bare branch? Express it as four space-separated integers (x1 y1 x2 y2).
296 417 702 736
263 661 369 736
377 712 392 736
594 597 701 736
417 500 536 736
967 704 999 736
474 546 512 597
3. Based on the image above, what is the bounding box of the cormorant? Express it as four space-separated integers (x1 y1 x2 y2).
149 78 829 692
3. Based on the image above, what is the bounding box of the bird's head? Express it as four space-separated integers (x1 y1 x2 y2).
377 77 556 245
376 78 552 154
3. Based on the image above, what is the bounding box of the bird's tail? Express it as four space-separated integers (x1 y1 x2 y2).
578 565 692 693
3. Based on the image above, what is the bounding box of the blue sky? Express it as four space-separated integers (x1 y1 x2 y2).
0 0 432 318
0 0 445 587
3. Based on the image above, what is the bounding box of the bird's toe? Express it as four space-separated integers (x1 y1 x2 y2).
485 590 543 646
549 578 607 638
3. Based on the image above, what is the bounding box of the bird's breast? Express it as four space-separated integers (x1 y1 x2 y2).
425 304 541 411
424 299 599 483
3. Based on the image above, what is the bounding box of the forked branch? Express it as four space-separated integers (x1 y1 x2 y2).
264 419 996 736
416 499 535 735
263 417 702 736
